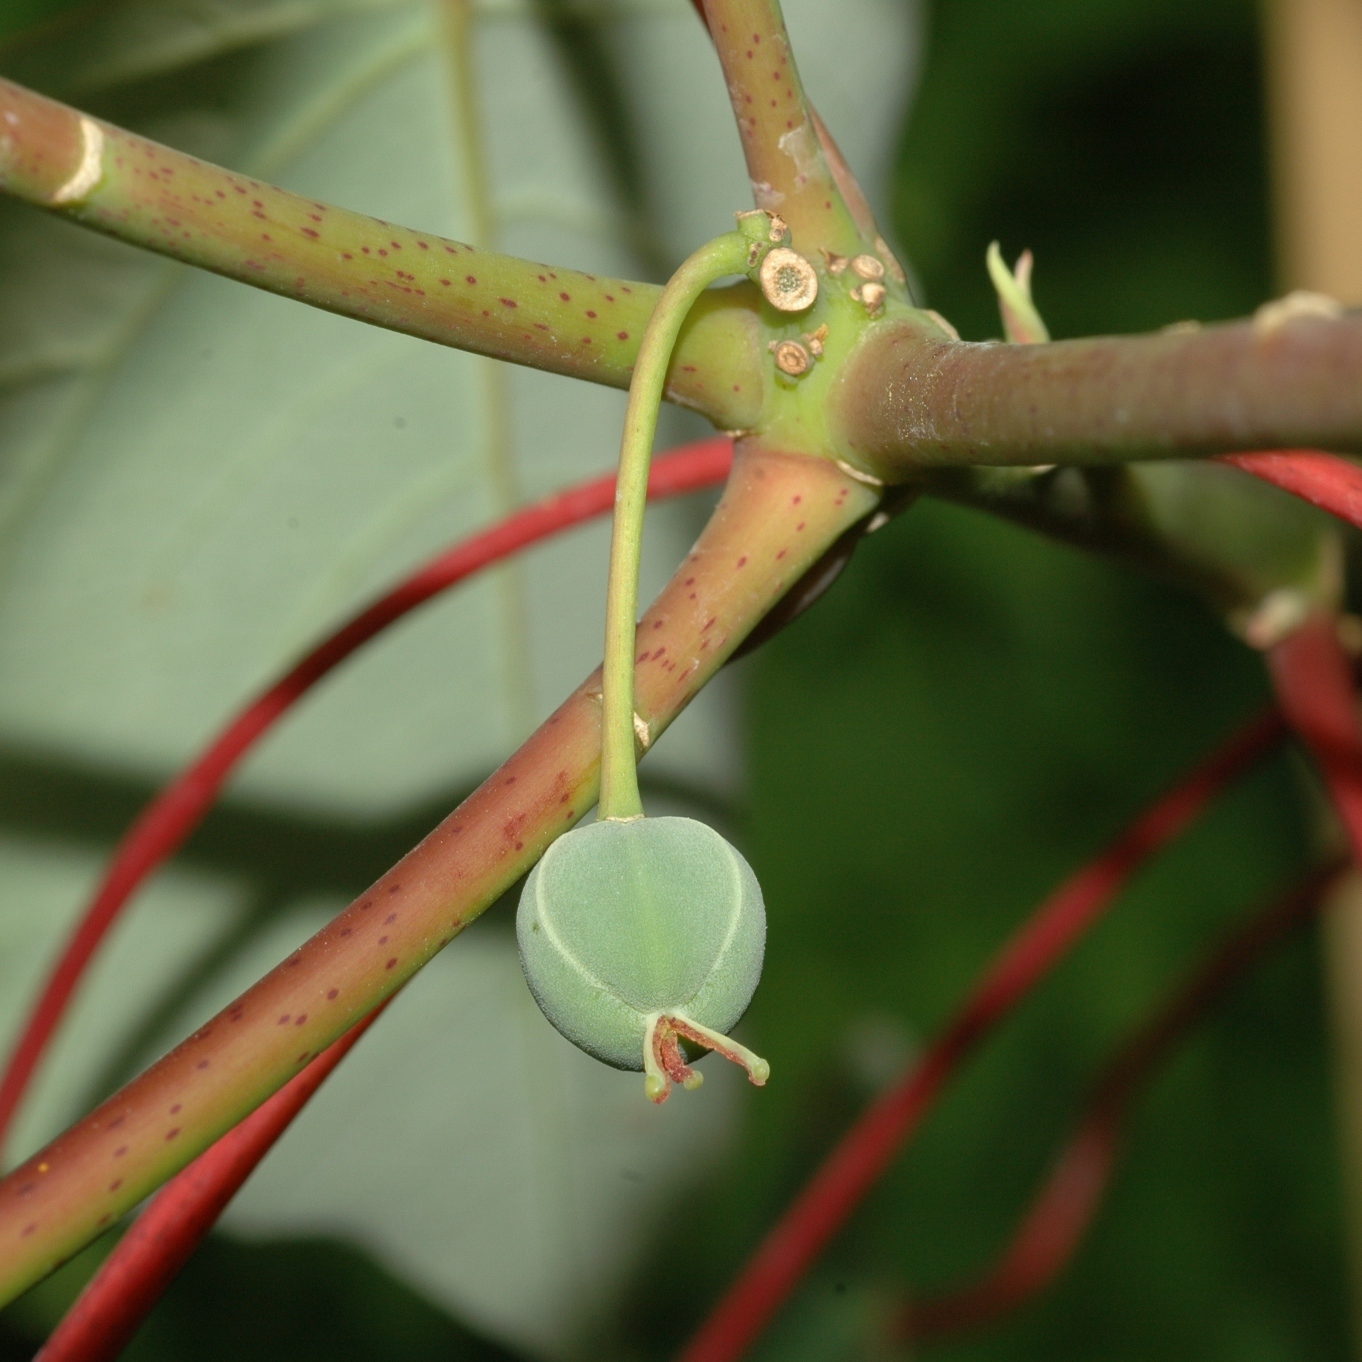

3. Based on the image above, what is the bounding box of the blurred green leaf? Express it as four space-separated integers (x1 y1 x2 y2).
0 0 83 45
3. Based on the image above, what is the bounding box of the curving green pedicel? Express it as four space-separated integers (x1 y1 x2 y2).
517 211 810 1101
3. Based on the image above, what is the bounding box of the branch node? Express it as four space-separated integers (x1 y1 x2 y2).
48 115 103 205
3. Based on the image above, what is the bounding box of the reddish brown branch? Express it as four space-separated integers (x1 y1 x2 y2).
911 1111 1122 1339
836 314 1362 474
0 439 734 1161
679 708 1285 1362
1268 615 1362 859
1220 451 1362 531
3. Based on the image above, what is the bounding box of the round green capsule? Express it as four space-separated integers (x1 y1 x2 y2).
517 815 768 1102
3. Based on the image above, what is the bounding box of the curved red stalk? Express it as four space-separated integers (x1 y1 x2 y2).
0 437 734 1159
34 1001 392 1362
1219 451 1362 529
1268 613 1362 858
904 860 1343 1340
911 1109 1122 1340
679 707 1286 1362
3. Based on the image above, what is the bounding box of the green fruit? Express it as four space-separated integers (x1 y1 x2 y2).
517 815 769 1102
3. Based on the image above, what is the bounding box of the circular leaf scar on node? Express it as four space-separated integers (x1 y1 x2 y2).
759 247 819 312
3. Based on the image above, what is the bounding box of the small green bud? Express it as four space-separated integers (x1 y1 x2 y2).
986 240 1049 345
735 208 788 250
517 816 769 1103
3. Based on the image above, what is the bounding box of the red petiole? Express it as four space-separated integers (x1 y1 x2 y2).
904 860 1344 1341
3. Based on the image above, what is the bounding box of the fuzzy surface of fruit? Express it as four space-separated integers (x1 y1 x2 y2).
516 816 767 1100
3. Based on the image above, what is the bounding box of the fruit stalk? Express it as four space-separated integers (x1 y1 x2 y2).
599 231 752 821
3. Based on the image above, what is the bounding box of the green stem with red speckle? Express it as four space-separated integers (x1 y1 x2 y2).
5 71 1362 479
700 0 865 257
0 77 765 432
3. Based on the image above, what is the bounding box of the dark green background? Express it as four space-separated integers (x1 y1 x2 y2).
1 0 1352 1359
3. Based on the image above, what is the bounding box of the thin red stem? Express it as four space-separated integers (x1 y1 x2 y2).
911 1110 1123 1340
1268 613 1362 861
34 1001 392 1362
0 438 734 1160
678 707 1286 1362
905 860 1343 1340
1218 450 1362 531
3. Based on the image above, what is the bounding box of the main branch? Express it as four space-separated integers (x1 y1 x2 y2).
833 312 1362 473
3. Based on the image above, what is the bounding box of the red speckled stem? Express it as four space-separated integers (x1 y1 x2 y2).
1269 615 1362 862
689 0 884 251
0 78 764 431
0 439 735 1162
699 0 863 255
904 861 1342 1341
679 707 1285 1362
34 1002 392 1362
0 442 878 1306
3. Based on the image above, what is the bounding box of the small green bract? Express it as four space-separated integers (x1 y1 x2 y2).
517 816 769 1102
